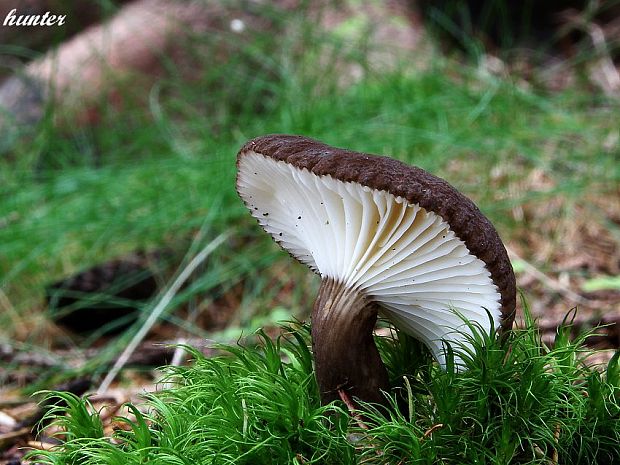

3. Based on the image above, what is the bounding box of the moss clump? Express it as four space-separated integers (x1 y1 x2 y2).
32 309 620 464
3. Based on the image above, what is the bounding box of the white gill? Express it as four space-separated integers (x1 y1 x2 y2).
237 151 502 365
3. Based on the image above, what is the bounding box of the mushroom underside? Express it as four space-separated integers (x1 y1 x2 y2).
237 151 503 367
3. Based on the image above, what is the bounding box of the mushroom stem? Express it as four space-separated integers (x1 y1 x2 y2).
311 278 389 406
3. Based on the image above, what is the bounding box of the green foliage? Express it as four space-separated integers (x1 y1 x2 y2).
581 275 620 292
2 0 619 364
30 311 620 465
2 3 619 320
31 325 354 465
39 391 105 441
3 7 620 461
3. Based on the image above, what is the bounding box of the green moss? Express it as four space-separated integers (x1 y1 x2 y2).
31 308 620 464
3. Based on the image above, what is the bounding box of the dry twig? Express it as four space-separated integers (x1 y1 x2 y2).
507 247 592 306
422 423 444 439
97 233 228 394
337 389 369 431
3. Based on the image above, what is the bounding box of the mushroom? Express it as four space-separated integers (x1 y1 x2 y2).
236 135 516 406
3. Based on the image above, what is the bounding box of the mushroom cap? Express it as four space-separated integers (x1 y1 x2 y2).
236 135 516 365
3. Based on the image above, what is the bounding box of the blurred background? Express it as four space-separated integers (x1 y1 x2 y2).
0 0 619 458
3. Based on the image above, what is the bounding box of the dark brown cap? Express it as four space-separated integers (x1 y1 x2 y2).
238 134 516 333
237 135 516 359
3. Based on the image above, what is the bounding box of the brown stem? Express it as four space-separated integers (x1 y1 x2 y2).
311 278 389 406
